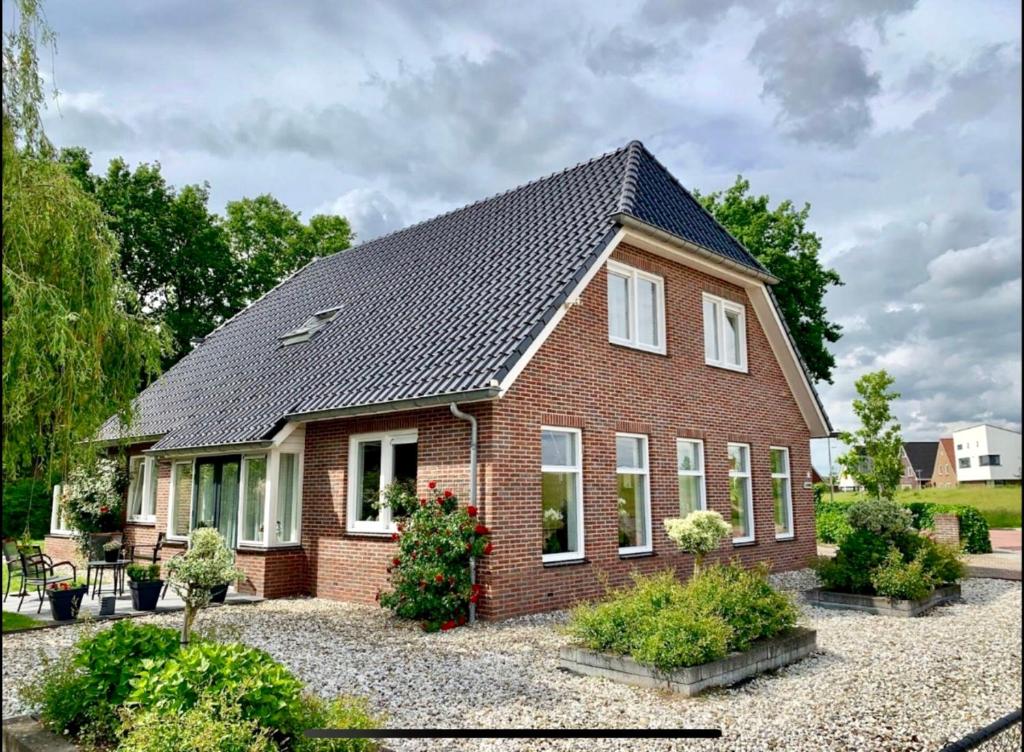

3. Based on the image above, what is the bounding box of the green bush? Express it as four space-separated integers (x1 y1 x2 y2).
119 694 277 752
944 506 992 554
22 621 181 745
870 549 934 600
568 565 797 670
900 536 966 584
845 498 914 541
293 695 383 752
815 505 853 544
2 477 54 539
128 642 307 742
815 529 890 594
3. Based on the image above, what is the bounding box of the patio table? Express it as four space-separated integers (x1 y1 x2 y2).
86 559 130 599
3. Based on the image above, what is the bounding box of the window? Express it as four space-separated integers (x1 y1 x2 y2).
979 455 1001 466
616 434 651 554
50 485 71 535
959 457 971 469
279 307 342 345
703 293 747 371
347 430 418 533
607 261 666 354
728 443 754 543
127 456 157 522
168 461 194 539
193 456 241 549
956 444 963 450
677 439 706 516
240 455 267 544
276 453 300 543
541 427 584 562
771 447 794 539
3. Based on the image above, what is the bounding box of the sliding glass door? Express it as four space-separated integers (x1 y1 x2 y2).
192 456 241 549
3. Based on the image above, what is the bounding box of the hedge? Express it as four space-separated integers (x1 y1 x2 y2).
2 478 54 540
815 498 992 553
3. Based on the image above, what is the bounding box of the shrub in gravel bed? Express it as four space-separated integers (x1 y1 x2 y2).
568 564 798 670
379 482 492 631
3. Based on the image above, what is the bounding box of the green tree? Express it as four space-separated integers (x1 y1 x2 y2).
837 371 904 500
224 195 352 305
2 0 166 481
696 177 843 383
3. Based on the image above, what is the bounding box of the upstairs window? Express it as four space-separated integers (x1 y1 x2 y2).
607 261 666 354
979 455 1001 466
959 457 971 469
279 307 342 345
703 293 747 372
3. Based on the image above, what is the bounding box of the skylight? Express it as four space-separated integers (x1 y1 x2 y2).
278 307 342 346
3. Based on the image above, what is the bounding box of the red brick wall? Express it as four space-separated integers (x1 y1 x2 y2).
479 242 817 619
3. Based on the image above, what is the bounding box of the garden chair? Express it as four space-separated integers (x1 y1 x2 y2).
3 540 23 602
130 532 166 564
15 551 78 613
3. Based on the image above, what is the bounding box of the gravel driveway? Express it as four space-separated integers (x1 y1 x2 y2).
3 572 1021 752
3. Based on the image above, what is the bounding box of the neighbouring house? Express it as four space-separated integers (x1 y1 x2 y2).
952 424 1022 486
835 473 863 493
900 441 939 490
45 141 831 619
932 438 958 488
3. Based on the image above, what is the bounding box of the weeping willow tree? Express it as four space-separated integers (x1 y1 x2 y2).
2 0 166 489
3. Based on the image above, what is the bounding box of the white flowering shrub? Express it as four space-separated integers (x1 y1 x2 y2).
61 458 127 555
167 527 245 643
664 510 732 573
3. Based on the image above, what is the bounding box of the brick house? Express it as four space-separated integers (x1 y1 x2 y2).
932 438 958 488
46 141 831 619
900 442 939 490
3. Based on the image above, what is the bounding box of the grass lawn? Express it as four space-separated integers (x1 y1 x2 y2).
2 610 43 632
828 486 1022 528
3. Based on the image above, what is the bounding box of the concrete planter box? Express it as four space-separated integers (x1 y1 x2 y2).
2 715 77 752
558 627 817 697
804 583 961 617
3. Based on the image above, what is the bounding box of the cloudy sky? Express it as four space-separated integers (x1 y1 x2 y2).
28 0 1023 470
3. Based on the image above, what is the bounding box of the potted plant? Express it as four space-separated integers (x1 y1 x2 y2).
46 580 88 621
59 458 127 559
127 563 164 611
102 539 123 563
166 528 244 644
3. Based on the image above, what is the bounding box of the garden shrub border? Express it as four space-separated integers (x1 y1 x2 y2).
815 499 992 553
804 583 962 617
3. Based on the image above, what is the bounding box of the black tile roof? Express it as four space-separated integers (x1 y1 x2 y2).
904 441 939 479
98 141 772 451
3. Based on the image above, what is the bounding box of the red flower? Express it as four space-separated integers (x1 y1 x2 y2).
436 497 444 506
469 592 480 604
99 506 109 514
60 582 69 590
392 557 401 566
440 619 456 631
474 524 489 535
428 481 437 490
465 543 472 552
466 505 478 517
419 498 427 507
434 573 444 583
390 532 400 542
444 489 453 498
483 542 494 555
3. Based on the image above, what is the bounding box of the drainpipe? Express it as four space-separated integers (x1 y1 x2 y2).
449 402 478 623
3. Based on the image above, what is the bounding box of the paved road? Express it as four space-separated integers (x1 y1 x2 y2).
990 528 1021 552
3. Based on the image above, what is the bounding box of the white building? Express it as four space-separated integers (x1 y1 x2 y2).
951 424 1022 485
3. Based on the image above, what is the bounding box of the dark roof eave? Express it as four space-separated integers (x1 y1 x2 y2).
145 439 273 457
285 387 502 425
612 212 780 285
91 433 166 449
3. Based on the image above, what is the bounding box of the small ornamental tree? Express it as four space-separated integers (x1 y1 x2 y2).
379 481 492 631
166 527 244 644
664 510 732 574
838 370 904 500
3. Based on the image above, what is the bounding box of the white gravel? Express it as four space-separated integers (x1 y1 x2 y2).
3 572 1020 752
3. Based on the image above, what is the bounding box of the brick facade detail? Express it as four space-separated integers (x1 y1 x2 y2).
48 242 819 619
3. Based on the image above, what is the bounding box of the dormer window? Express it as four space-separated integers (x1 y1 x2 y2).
278 307 342 345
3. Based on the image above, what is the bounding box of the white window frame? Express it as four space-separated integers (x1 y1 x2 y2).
616 432 652 555
770 446 794 540
50 484 72 535
273 451 303 545
127 456 157 523
347 429 418 535
167 459 196 542
703 292 748 372
541 426 585 563
607 260 667 355
728 442 755 544
676 438 707 515
238 454 269 546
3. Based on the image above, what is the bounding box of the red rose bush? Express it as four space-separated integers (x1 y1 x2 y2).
379 483 492 631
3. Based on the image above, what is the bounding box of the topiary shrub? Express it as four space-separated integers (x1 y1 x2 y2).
379 482 492 631
663 510 731 573
845 498 914 542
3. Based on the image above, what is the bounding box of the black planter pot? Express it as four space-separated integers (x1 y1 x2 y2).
129 580 164 611
104 548 120 563
209 583 228 604
46 586 88 621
